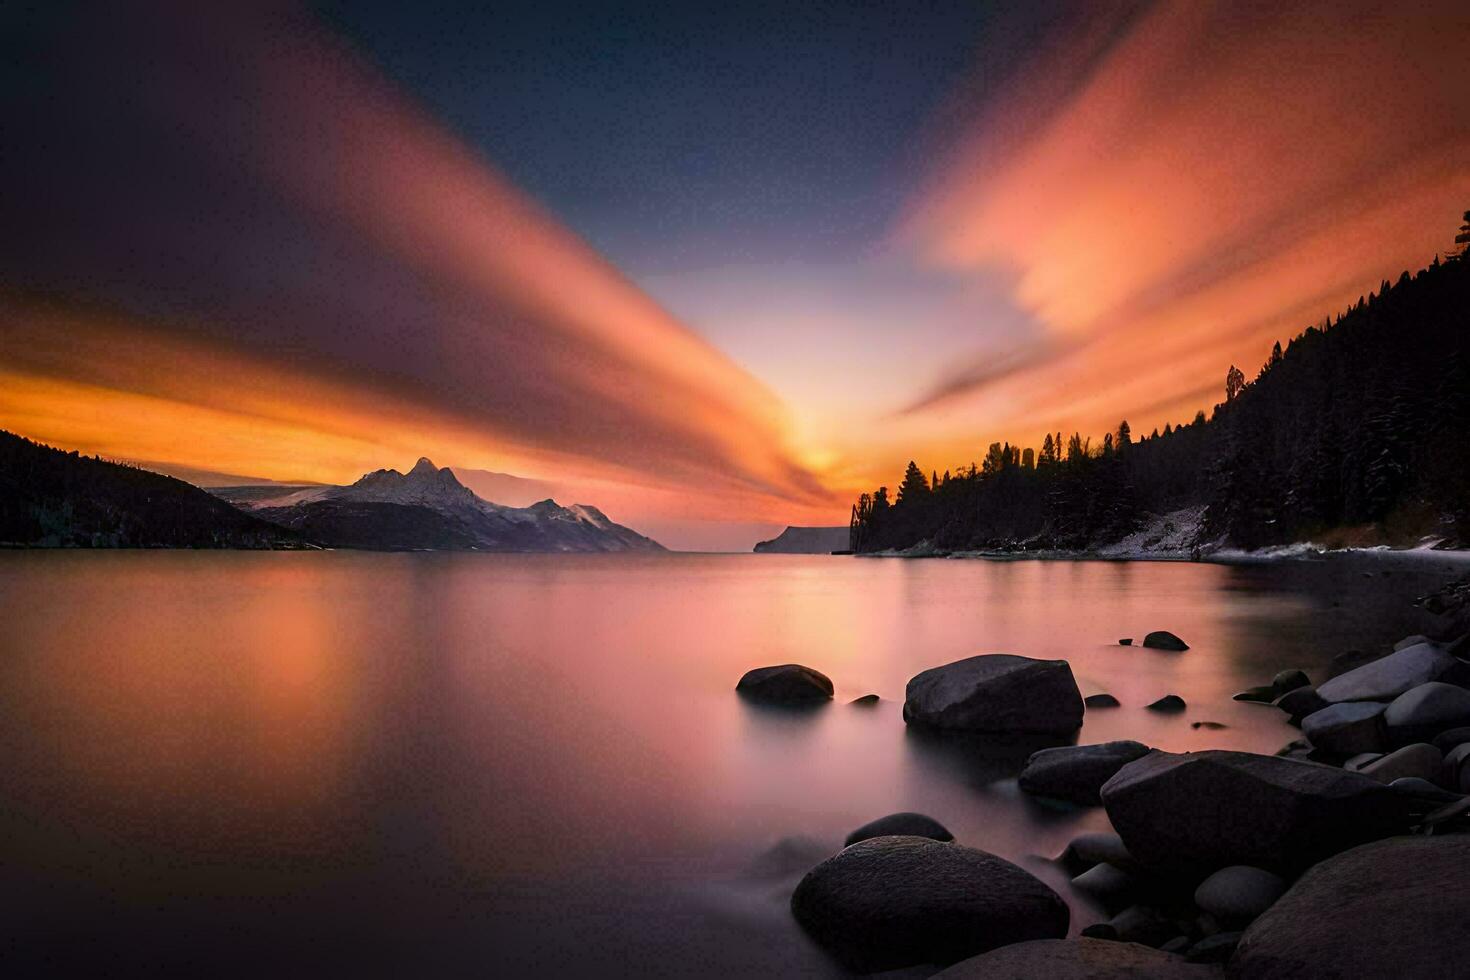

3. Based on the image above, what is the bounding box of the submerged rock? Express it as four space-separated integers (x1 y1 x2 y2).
1146 694 1187 713
1315 642 1460 704
932 938 1213 979
1232 835 1470 978
1233 685 1277 704
903 654 1083 734
1299 701 1386 755
1119 638 1134 646
735 664 833 704
790 835 1068 972
848 693 880 706
1100 750 1413 874
1085 693 1121 708
1192 866 1286 924
844 812 952 847
1019 741 1151 806
1191 721 1228 730
1142 631 1189 651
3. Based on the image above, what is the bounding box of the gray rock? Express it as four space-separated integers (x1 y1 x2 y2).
1232 835 1470 978
1315 642 1459 704
1019 741 1151 806
1192 866 1286 924
1063 831 1135 871
1185 931 1240 964
1359 743 1442 784
1300 701 1386 755
735 664 833 704
1432 726 1470 752
1383 681 1470 744
844 812 953 847
1100 750 1413 874
1341 752 1382 771
1233 685 1277 704
932 938 1216 979
1143 631 1189 651
1394 634 1430 651
1271 669 1311 694
1387 776 1462 803
1147 694 1187 713
1274 686 1327 723
790 835 1068 972
903 654 1083 733
1085 693 1121 708
1071 862 1133 899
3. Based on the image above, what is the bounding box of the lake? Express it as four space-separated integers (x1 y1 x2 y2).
0 550 1462 976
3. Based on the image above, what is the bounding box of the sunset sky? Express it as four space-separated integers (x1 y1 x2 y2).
3 1 1467 549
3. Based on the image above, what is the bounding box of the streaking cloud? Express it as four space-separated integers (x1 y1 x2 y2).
0 3 835 534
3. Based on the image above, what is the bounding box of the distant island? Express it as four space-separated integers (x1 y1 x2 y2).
753 526 850 554
851 223 1470 558
0 434 663 552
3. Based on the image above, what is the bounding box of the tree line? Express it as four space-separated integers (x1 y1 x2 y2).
851 212 1470 553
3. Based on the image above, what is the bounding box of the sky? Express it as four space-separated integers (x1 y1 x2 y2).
2 1 1467 549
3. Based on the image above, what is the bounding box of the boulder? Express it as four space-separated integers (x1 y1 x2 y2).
735 664 833 704
1314 642 1460 704
1100 750 1413 874
1341 752 1382 771
1394 634 1430 651
1019 741 1151 806
1432 726 1470 752
903 655 1083 733
1383 681 1470 744
1070 862 1134 900
1085 693 1121 708
932 938 1216 979
1274 686 1327 724
1299 701 1386 755
1142 631 1189 651
1358 743 1441 784
844 812 952 847
1147 694 1187 713
1271 669 1310 695
790 836 1068 972
1192 866 1286 924
1062 831 1136 871
1231 835 1470 978
1387 776 1462 804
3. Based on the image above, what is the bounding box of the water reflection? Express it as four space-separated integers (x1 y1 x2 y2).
0 550 1461 975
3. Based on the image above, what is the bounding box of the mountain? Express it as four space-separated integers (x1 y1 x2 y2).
753 526 851 554
215 457 665 552
0 431 303 548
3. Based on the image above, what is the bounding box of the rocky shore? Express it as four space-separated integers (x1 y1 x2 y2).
736 623 1470 976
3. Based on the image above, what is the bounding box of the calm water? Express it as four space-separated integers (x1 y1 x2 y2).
0 551 1461 976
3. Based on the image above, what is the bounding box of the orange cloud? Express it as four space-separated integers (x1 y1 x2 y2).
898 0 1470 453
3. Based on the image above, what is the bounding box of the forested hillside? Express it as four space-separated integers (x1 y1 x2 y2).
851 217 1470 554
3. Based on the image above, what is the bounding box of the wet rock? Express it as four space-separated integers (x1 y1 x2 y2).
1192 866 1286 924
844 812 953 847
1100 750 1413 875
1119 638 1134 646
1142 631 1189 651
1232 835 1470 978
1342 751 1382 771
1387 776 1462 804
1071 862 1134 900
1273 738 1312 761
1093 905 1177 946
1191 721 1228 730
1184 931 1240 964
848 693 880 706
790 835 1068 972
1232 685 1277 704
735 664 833 704
1147 694 1186 713
1315 642 1460 704
1271 669 1311 694
1019 740 1151 806
1085 693 1121 708
1383 681 1470 744
1274 686 1327 724
1359 743 1442 784
1299 701 1386 755
903 654 1083 734
1431 726 1470 752
932 938 1216 979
